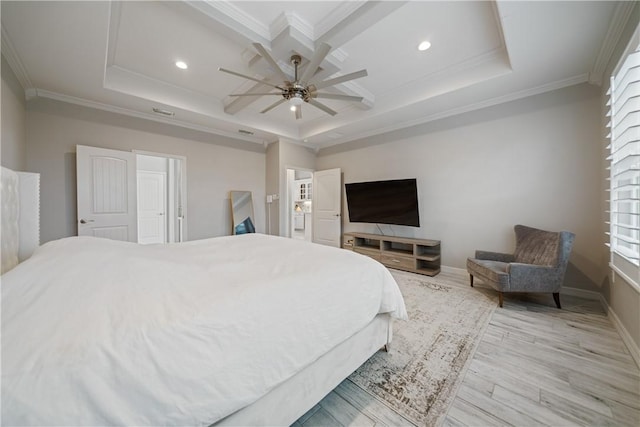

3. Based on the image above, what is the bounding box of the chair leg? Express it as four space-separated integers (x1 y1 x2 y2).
553 292 561 309
469 274 474 287
498 292 504 308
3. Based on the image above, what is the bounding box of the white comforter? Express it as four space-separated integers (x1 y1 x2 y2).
1 234 407 425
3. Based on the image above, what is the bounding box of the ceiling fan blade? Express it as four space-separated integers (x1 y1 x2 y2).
260 98 286 114
295 106 302 120
308 99 337 116
313 93 363 102
312 69 368 90
229 92 282 96
218 68 285 90
252 43 290 82
299 42 331 84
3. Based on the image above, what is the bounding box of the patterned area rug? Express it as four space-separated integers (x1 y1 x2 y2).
348 270 496 426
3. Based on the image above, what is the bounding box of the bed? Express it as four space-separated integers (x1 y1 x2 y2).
0 166 408 426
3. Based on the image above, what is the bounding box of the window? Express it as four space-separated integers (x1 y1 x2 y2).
608 34 640 286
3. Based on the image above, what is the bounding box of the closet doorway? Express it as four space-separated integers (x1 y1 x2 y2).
135 151 186 244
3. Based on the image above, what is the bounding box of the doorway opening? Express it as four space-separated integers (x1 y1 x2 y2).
135 151 187 244
285 168 313 241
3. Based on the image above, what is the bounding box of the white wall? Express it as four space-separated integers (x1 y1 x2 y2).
1 55 26 170
25 99 266 243
318 83 603 292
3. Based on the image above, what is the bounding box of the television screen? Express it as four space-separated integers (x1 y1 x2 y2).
345 179 420 227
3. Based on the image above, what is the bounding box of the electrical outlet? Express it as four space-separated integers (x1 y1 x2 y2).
266 195 273 203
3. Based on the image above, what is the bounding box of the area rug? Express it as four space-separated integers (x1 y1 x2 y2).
347 270 496 426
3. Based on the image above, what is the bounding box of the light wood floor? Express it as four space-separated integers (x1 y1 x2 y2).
293 270 640 427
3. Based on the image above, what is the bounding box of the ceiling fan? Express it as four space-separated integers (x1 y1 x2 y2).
219 42 367 120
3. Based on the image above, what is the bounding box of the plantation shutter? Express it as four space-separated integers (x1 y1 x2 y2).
608 42 640 284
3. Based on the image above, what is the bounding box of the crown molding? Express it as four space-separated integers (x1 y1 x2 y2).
1 26 33 91
317 73 589 151
27 88 269 146
589 1 636 86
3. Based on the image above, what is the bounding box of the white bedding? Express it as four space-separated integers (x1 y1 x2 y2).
1 233 407 425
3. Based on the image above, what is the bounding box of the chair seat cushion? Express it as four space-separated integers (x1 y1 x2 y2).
467 258 510 290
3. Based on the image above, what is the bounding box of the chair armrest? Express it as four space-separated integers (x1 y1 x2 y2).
508 263 562 291
474 250 514 263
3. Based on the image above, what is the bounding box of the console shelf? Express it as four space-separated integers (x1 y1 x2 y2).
343 232 441 276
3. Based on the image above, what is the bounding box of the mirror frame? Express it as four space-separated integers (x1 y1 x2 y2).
230 191 255 235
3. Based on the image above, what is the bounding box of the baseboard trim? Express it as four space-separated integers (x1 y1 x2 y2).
440 265 468 277
602 297 640 369
561 286 601 301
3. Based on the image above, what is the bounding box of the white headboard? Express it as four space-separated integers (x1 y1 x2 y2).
1 166 40 274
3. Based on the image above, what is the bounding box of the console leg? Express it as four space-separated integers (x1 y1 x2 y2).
470 274 474 287
498 292 504 308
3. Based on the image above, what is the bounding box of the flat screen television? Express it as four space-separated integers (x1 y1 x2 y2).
345 178 420 227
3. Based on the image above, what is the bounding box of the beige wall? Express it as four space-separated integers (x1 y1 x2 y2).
278 139 316 237
599 5 640 355
265 141 279 235
1 55 27 170
25 99 266 243
318 83 604 293
264 139 316 237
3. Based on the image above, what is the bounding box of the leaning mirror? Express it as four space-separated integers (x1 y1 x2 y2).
230 191 255 235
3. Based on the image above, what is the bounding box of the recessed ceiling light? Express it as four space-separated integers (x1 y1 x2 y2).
175 61 188 69
418 41 431 51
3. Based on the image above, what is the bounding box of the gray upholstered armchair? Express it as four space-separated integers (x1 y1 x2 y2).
466 225 575 308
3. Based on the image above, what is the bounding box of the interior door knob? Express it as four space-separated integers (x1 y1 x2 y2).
79 219 94 224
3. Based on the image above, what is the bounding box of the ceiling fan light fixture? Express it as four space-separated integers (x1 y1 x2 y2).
290 105 297 112
418 41 431 51
289 95 304 106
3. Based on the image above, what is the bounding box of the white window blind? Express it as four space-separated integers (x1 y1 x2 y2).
609 46 640 268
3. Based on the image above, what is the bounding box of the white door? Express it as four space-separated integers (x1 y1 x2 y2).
312 168 341 247
76 145 137 242
137 171 166 244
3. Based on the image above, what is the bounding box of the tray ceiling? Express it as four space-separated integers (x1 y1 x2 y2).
1 1 625 150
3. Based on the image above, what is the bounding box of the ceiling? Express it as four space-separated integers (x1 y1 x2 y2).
0 1 630 151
